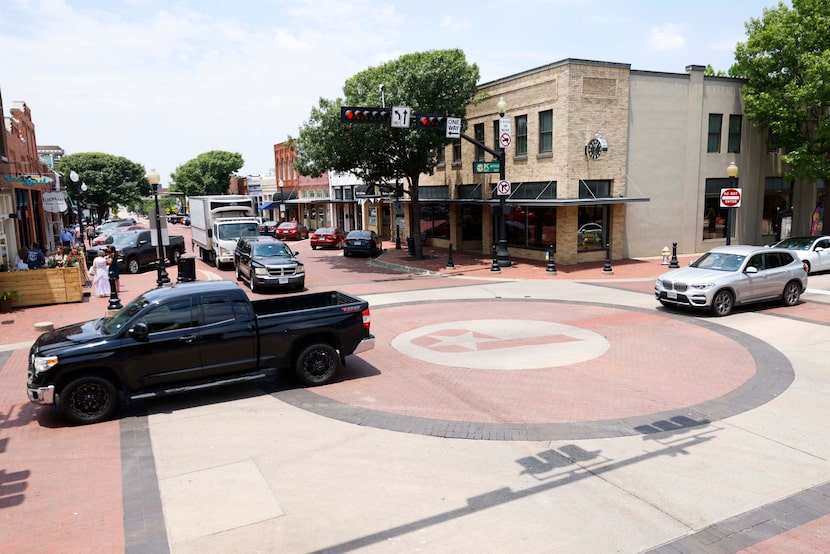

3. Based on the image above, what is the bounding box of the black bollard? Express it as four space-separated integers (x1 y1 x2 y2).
602 242 613 273
446 243 455 269
107 277 122 310
490 245 501 272
546 245 557 274
395 225 401 250
669 242 680 268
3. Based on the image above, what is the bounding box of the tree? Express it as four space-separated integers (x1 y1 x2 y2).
54 153 148 222
169 150 244 196
732 0 830 233
293 49 480 258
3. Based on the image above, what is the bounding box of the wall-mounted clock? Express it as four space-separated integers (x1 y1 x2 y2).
585 132 608 160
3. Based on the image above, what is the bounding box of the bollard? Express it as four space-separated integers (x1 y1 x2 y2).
107 277 123 311
602 243 613 273
490 245 501 273
661 246 670 265
669 242 680 268
446 243 455 269
546 245 557 274
395 225 401 250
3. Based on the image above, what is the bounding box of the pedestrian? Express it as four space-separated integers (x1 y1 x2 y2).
107 246 120 293
74 225 81 246
86 226 95 247
60 228 73 248
26 242 46 269
92 250 111 298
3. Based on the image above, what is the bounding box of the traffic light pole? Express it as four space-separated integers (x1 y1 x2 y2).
460 133 511 267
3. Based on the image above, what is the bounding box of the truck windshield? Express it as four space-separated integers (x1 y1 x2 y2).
102 296 151 334
218 223 259 240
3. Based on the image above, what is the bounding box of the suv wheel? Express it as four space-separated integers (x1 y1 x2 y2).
710 290 734 316
127 257 140 274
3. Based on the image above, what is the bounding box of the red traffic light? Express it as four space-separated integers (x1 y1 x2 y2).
414 113 446 130
340 106 390 124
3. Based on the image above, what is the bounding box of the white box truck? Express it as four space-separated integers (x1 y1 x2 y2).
189 195 260 268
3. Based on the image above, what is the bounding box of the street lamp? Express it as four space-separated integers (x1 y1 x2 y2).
68 171 87 243
726 161 738 246
496 96 511 267
278 179 285 221
147 168 170 286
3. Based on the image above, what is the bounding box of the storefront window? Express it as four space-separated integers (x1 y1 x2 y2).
461 205 482 241
421 204 450 239
703 178 729 240
577 206 607 251
502 205 557 249
762 177 790 240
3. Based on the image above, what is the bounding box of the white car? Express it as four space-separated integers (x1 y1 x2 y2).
772 235 830 274
655 245 808 316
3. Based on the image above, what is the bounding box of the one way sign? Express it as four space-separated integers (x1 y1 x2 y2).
446 117 461 138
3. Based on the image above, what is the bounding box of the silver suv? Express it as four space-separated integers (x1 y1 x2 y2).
233 236 305 293
655 245 808 316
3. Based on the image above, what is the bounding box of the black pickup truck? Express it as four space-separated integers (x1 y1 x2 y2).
26 280 375 424
87 229 185 274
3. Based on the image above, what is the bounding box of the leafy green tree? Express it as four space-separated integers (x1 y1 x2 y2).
169 150 244 196
293 49 480 257
54 153 148 222
732 0 830 232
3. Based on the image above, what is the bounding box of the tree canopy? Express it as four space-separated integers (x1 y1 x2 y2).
169 150 245 196
293 49 480 256
54 152 148 222
732 0 830 229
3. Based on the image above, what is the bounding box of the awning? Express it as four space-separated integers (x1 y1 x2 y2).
259 201 275 210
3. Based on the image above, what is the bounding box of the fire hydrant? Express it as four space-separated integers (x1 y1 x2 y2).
661 246 670 265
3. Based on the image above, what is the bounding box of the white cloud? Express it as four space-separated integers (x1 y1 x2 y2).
648 23 686 51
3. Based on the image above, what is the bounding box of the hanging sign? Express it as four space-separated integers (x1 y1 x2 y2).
42 192 69 213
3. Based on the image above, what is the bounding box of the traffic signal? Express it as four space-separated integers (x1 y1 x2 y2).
340 106 391 124
415 113 446 131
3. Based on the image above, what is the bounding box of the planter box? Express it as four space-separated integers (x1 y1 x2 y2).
0 267 84 308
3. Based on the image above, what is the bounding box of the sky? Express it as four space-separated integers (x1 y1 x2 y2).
1 0 784 185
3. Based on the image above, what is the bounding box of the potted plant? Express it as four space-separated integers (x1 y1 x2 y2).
0 290 20 312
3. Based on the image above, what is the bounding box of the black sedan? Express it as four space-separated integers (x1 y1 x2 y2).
343 230 382 257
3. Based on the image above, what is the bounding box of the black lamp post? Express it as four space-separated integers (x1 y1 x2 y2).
495 96 511 267
147 169 170 286
726 161 738 246
68 171 86 242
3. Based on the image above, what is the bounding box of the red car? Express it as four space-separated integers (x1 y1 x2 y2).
274 222 309 240
310 227 346 250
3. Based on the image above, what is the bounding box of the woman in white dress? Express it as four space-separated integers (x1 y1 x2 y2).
93 250 111 298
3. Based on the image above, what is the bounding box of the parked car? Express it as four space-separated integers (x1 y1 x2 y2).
259 220 279 235
654 245 808 316
92 224 146 246
92 218 136 238
168 213 189 224
274 221 309 240
310 227 346 250
234 236 305 292
343 230 382 257
26 280 374 424
771 235 830 274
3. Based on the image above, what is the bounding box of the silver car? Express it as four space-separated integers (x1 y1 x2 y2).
655 245 808 316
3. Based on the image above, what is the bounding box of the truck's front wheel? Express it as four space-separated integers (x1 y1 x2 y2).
127 257 141 274
59 375 118 425
295 344 340 386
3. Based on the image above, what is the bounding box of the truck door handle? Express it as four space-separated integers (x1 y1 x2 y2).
179 334 196 343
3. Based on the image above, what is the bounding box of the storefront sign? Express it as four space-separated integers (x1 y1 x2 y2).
43 192 69 213
3 174 54 186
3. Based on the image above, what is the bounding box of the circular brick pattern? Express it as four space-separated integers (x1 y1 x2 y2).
273 300 794 440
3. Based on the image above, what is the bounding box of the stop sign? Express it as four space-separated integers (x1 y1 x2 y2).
720 188 742 208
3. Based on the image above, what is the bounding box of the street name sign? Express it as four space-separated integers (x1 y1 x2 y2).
473 161 501 174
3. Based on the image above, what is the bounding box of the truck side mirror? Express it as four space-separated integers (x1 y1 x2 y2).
129 322 150 341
